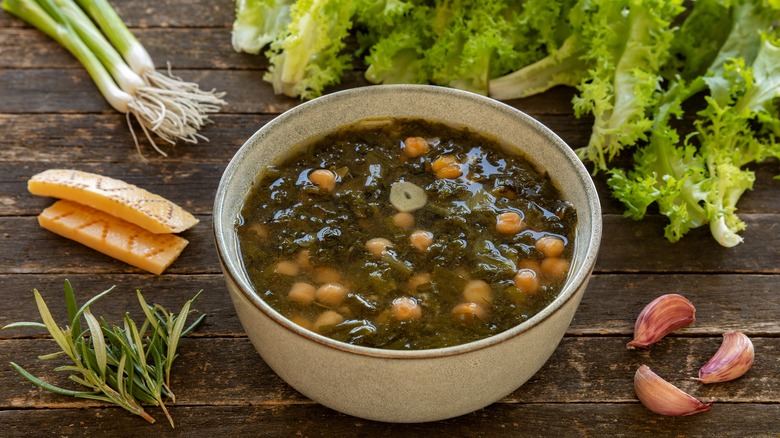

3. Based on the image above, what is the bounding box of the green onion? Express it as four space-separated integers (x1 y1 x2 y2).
2 0 134 114
1 0 226 157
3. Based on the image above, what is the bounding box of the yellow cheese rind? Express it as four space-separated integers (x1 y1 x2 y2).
38 200 189 275
29 169 199 234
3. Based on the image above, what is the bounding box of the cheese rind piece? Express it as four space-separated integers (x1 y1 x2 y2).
38 200 188 275
29 169 198 234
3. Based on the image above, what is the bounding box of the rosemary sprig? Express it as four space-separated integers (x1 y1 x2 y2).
3 280 205 427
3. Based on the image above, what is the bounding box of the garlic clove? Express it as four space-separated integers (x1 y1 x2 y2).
627 294 695 349
696 331 755 384
634 365 712 416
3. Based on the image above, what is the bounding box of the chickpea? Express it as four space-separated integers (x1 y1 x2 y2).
288 282 316 305
313 310 344 333
407 272 431 291
402 136 430 158
454 266 470 280
513 269 539 295
391 297 423 321
313 266 342 284
289 315 313 331
274 260 300 276
392 211 416 230
249 223 269 238
463 279 493 305
410 230 434 251
308 169 337 192
432 156 463 179
437 165 463 179
374 309 390 324
451 302 488 323
365 237 393 256
517 259 541 273
536 236 565 258
541 257 570 280
495 212 524 235
316 283 349 307
296 249 312 271
431 155 458 172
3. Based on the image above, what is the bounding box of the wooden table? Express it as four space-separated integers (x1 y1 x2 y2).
1 1 778 436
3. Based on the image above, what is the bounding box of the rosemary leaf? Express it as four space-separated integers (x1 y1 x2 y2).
136 291 160 332
181 313 207 337
71 285 116 329
38 351 68 360
68 374 93 388
33 290 75 361
63 279 81 343
116 352 129 400
165 290 202 387
2 321 47 330
84 308 107 378
9 362 94 397
6 282 204 427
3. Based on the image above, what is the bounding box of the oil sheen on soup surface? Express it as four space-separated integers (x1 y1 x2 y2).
236 118 577 350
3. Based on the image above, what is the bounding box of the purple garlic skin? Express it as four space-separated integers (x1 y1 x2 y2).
634 365 712 416
696 331 755 384
627 294 696 349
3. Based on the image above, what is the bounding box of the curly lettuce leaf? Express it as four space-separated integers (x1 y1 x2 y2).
662 0 732 81
264 0 358 99
423 0 517 95
609 3 780 247
231 0 293 55
574 0 685 171
488 0 587 100
607 78 711 242
697 37 780 246
363 4 434 85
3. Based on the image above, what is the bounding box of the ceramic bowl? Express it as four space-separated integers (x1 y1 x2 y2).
213 85 602 423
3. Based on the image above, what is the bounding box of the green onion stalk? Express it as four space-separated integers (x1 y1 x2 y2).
2 0 226 157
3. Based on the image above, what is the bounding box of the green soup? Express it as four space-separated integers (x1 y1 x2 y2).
236 118 577 350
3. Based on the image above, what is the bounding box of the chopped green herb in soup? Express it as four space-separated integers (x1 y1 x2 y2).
236 118 577 350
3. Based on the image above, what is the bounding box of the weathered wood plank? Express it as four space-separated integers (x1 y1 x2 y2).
0 112 589 164
572 273 780 335
595 213 780 273
1 403 778 438
0 215 218 275
0 28 265 70
0 69 582 115
0 114 265 163
0 69 278 114
0 0 235 28
1 273 778 339
0 162 227 216
2 337 777 408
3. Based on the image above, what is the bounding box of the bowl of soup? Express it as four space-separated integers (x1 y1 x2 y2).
213 85 601 423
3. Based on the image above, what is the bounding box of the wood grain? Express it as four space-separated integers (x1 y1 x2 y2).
1 336 778 437
1 403 777 438
1 0 778 435
2 336 778 407
0 0 235 28
0 29 265 70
